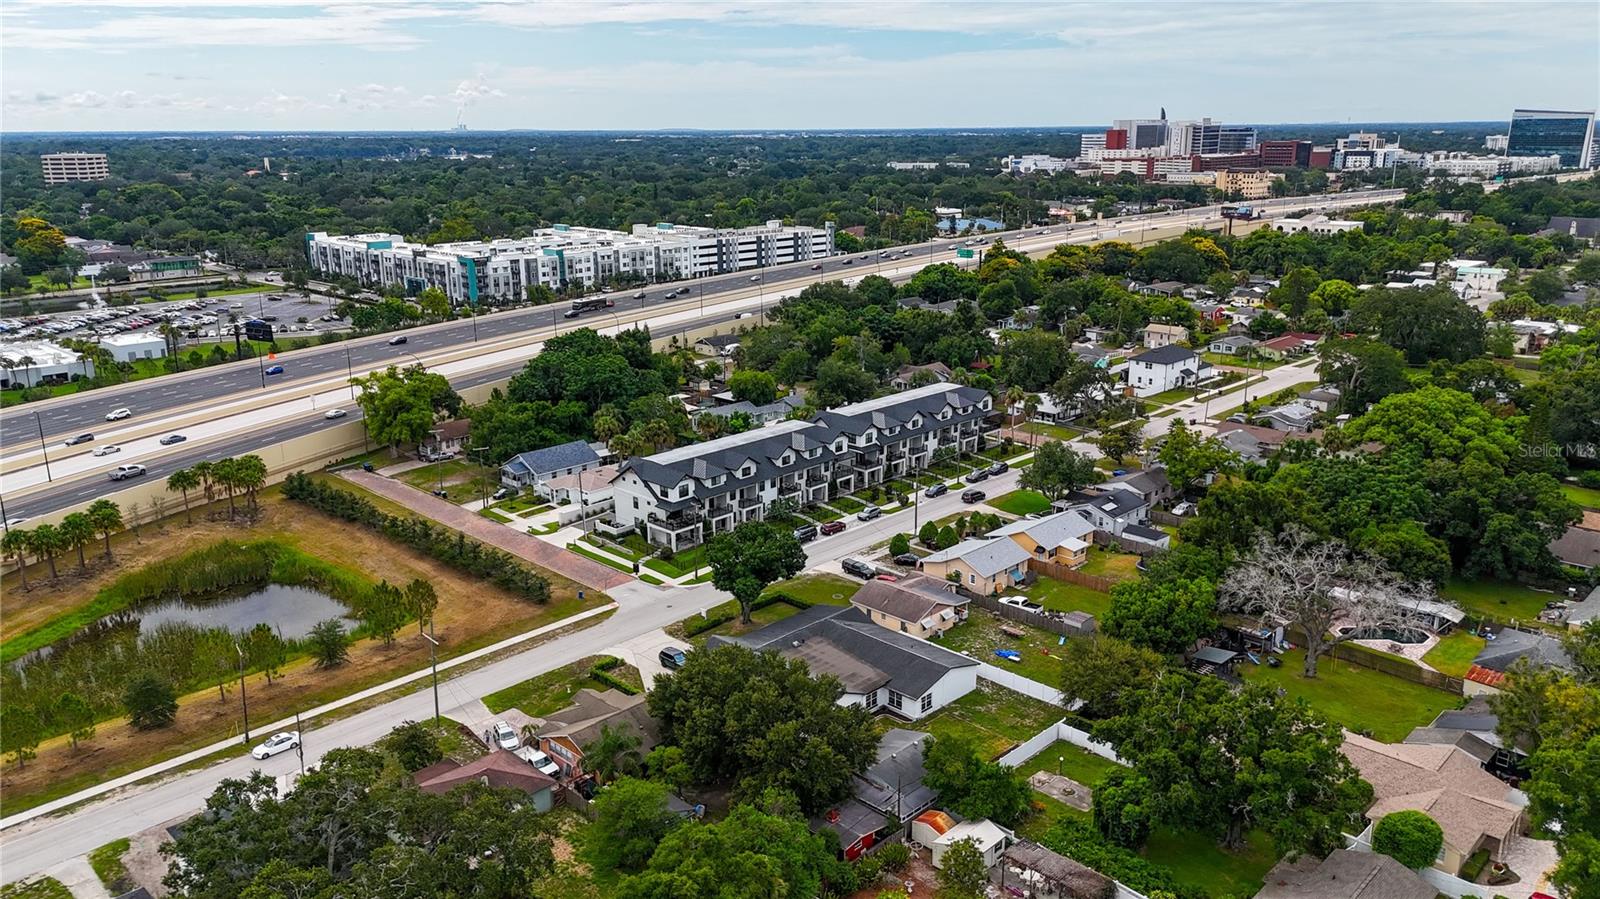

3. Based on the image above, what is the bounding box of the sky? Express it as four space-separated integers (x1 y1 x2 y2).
2 0 1597 132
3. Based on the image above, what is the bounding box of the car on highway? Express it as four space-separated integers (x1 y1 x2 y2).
92 444 121 457
105 407 132 421
663 288 678 298
924 483 949 498
562 309 581 319
4 517 31 528
109 464 147 481
159 434 187 446
324 409 347 419
961 488 987 504
633 291 646 300
387 335 408 345
820 520 847 536
840 257 853 265
963 468 989 484
489 720 521 751
810 263 822 270
251 731 300 760
856 505 882 521
749 275 761 282
64 433 94 446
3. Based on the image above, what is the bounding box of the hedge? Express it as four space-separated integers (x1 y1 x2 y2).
682 593 816 638
589 657 640 696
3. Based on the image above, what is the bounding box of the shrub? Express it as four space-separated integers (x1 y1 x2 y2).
888 533 911 556
122 674 179 730
875 842 910 873
1578 470 1600 489
1372 810 1443 869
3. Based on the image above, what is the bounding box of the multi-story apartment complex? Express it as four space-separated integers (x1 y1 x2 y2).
1506 109 1596 169
1484 134 1510 152
305 219 834 305
1001 154 1075 174
40 152 110 184
611 383 993 550
1215 169 1276 199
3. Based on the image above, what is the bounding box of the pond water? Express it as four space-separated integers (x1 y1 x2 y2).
136 583 354 639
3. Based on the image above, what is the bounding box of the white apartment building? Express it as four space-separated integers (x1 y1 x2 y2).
1272 214 1363 236
305 219 834 305
1001 154 1074 174
40 152 110 185
1419 151 1561 179
612 382 993 550
1078 132 1107 160
1485 134 1510 151
886 161 969 170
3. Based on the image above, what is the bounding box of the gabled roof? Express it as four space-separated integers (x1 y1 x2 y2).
541 688 661 755
988 509 1098 551
695 332 742 349
1104 467 1171 500
428 419 472 441
922 536 1032 577
1255 849 1434 899
503 440 600 477
1340 733 1523 859
1567 585 1600 626
1551 525 1600 570
1130 344 1199 366
414 749 556 796
1060 487 1146 519
850 576 967 628
1472 627 1573 673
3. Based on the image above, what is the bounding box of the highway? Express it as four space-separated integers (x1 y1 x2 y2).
0 189 1403 521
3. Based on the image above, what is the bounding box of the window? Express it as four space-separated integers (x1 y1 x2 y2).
632 498 639 509
920 693 933 714
969 573 976 585
887 690 903 710
865 689 879 708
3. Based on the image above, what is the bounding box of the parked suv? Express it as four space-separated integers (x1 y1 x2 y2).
963 468 989 484
658 646 688 670
841 558 877 579
923 482 948 498
987 460 1009 476
856 505 882 521
792 524 819 543
961 488 986 504
820 521 847 536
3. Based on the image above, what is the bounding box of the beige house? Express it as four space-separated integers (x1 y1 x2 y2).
919 510 1098 593
1341 734 1526 876
1142 323 1189 349
850 576 969 638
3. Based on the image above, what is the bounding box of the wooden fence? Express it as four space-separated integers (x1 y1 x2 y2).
1027 558 1118 592
1149 510 1185 528
1287 628 1464 693
969 590 1098 636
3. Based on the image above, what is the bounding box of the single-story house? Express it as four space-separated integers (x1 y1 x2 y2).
1543 215 1600 244
1566 585 1600 632
696 392 806 427
1054 487 1150 537
1550 524 1600 571
419 418 471 461
1119 522 1172 550
711 604 979 721
932 819 1015 870
1208 334 1257 356
1141 322 1189 349
1230 285 1270 306
891 361 953 390
1125 345 1212 398
693 333 742 357
849 575 969 639
539 463 618 507
1214 421 1298 462
1464 628 1574 696
1340 733 1526 876
1135 280 1186 298
536 688 661 781
413 750 557 811
920 537 1032 596
1256 333 1320 361
1191 302 1230 324
1254 849 1435 899
987 509 1099 569
1404 698 1527 782
1069 343 1112 367
1082 326 1117 344
812 728 938 860
1258 400 1319 433
501 440 603 489
1301 387 1343 413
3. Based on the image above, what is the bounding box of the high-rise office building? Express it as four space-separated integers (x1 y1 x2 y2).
1112 117 1169 151
1507 109 1596 169
40 152 110 184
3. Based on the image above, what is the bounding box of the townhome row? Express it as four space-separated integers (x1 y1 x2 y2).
305 219 834 305
611 382 994 550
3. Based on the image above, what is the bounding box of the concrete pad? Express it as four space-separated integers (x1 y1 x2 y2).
605 628 684 690
44 856 111 899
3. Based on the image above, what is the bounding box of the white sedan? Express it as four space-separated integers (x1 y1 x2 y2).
251 731 300 760
91 444 121 457
323 408 348 419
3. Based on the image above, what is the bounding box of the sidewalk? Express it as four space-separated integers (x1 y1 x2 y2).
340 470 634 592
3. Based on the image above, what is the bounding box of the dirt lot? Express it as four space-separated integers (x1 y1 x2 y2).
0 488 607 814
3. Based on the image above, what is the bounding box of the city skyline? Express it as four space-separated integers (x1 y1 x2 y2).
2 0 1596 132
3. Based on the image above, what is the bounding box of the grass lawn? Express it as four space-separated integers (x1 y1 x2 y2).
567 542 632 573
830 495 867 514
1078 547 1141 582
0 877 72 899
479 508 513 523
1021 577 1113 618
901 682 1064 760
396 459 497 497
1144 827 1278 899
1020 421 1084 442
1240 648 1461 741
482 655 642 716
642 544 709 579
1444 576 1559 625
677 598 807 646
989 489 1053 516
1013 739 1123 787
1203 352 1284 369
1422 631 1487 678
764 573 860 605
1148 387 1198 404
490 493 551 515
88 838 132 893
1562 483 1600 509
938 610 1065 688
582 534 645 562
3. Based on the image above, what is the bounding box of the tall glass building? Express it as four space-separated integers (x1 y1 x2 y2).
1507 109 1596 169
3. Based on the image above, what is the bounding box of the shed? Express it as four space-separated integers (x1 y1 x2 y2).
931 818 1015 870
1188 645 1239 676
1000 840 1115 899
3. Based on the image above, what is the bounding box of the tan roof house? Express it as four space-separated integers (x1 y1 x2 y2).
1340 733 1525 877
413 749 557 812
537 688 660 781
850 575 969 638
1142 322 1189 349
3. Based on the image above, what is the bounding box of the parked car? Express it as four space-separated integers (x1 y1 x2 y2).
251 731 300 760
516 746 561 777
893 553 921 566
923 483 949 498
492 486 515 501
64 433 94 446
963 469 989 484
987 460 1009 475
999 596 1044 612
841 558 877 579
92 444 121 457
105 407 132 421
387 335 408 345
264 364 284 375
856 505 882 521
792 524 819 542
490 720 521 752
658 646 688 670
159 434 187 446
1226 413 1248 423
961 488 986 503
324 408 347 419
1171 501 1196 517
820 520 847 536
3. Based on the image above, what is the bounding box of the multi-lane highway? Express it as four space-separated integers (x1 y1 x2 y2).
0 189 1404 522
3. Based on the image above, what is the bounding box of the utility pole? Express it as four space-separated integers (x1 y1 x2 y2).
32 412 53 482
235 643 251 743
421 623 441 727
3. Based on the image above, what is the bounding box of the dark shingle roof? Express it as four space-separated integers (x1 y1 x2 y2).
503 440 599 477
1131 345 1199 366
1473 628 1573 673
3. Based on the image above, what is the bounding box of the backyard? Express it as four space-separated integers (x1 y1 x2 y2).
1421 630 1486 678
1444 576 1562 625
765 573 862 605
671 597 808 647
989 489 1053 516
936 610 1065 688
1077 547 1141 582
1240 649 1462 741
482 655 643 717
1020 577 1114 618
395 459 499 500
900 682 1063 760
1561 482 1600 509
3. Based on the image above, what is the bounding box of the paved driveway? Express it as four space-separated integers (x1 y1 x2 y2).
605 628 685 690
340 470 632 592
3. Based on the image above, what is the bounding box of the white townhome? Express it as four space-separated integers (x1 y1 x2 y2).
611 383 993 550
1124 345 1213 397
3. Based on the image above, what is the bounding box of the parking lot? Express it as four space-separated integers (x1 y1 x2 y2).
0 289 348 346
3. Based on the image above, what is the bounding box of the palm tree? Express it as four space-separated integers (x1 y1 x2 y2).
1 357 15 390
167 468 200 523
191 460 215 505
1022 395 1040 448
211 457 240 519
14 355 34 389
639 419 676 453
86 499 123 559
29 523 64 580
1004 385 1026 434
60 513 94 572
582 724 642 785
593 410 624 445
233 455 267 511
2 527 32 591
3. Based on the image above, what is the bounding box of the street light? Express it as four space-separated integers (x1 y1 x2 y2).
420 625 441 727
236 643 251 743
32 412 53 483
